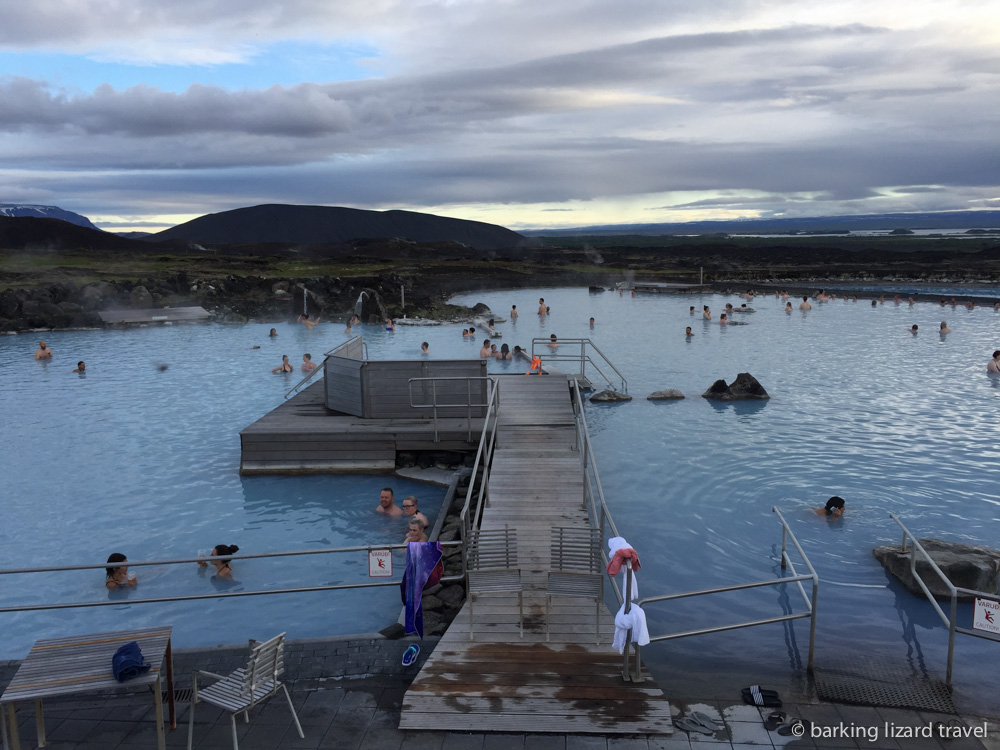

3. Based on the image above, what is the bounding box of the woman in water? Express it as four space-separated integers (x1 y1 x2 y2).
404 518 429 543
105 553 137 589
499 343 512 360
386 318 395 332
201 544 240 580
272 355 293 373
813 497 846 519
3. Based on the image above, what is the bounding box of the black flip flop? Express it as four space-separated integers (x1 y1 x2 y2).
763 711 786 731
742 686 782 707
778 719 812 737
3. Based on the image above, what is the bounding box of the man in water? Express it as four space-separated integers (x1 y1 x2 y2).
685 327 693 337
689 306 696 315
538 298 547 315
269 328 278 337
799 296 812 311
988 351 1000 374
590 317 595 327
479 339 492 358
719 313 728 325
420 342 430 355
510 304 518 319
402 496 429 528
301 353 317 372
814 496 846 519
376 487 403 516
547 334 559 348
939 321 951 334
35 341 53 360
73 361 86 373
908 324 918 334
298 314 321 329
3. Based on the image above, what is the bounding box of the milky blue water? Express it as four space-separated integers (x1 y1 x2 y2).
2 288 998 707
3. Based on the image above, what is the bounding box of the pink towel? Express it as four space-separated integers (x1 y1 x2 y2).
606 547 641 576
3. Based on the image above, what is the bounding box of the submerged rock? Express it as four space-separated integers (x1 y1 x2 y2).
647 389 685 400
701 372 770 401
590 389 632 402
872 538 1000 600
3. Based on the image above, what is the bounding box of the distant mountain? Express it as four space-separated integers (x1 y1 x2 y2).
0 204 101 231
149 204 525 251
0 216 148 250
524 211 1000 236
117 231 153 239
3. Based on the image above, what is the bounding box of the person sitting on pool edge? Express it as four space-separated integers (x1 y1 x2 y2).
402 496 429 528
377 487 403 516
106 553 137 589
405 518 429 543
813 496 846 519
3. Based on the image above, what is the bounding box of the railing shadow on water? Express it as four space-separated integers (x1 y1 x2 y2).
570 378 819 683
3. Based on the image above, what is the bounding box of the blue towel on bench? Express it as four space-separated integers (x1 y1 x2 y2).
112 641 151 682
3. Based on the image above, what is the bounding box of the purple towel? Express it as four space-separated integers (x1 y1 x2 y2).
400 542 442 638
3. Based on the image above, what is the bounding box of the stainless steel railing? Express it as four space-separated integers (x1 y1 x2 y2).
457 379 502 541
407 376 496 442
889 513 1000 686
284 335 368 399
531 338 628 393
0 542 462 614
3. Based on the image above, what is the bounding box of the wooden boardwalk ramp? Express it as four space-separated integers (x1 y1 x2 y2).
400 374 674 734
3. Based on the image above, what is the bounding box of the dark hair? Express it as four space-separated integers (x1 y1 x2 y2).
993 351 1000 358
488 319 495 326
513 346 522 353
304 353 312 360
421 342 429 349
824 496 845 515
382 487 393 497
106 552 127 577
77 361 85 367
500 343 510 354
212 544 240 561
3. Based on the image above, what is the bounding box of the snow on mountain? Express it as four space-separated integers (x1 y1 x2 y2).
0 204 101 231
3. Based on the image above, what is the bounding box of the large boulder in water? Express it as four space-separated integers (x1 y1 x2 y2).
702 373 770 401
590 390 632 403
872 538 1000 600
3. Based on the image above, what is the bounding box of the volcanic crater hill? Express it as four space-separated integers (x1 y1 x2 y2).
0 216 150 251
149 204 526 251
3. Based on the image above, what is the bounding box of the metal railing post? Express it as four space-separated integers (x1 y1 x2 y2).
780 525 788 570
947 593 957 686
808 575 818 671
622 562 633 681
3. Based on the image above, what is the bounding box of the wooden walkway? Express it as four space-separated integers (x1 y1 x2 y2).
400 374 674 734
240 382 482 474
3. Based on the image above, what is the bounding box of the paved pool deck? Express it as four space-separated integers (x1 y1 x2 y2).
1 635 996 750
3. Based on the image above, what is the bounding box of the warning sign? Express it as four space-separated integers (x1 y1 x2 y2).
369 549 392 578
973 597 1000 635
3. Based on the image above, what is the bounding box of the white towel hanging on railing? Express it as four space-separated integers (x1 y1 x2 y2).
613 602 650 654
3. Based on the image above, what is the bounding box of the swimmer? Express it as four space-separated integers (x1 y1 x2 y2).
689 306 696 314
269 328 278 337
994 303 1000 312
350 314 361 326
940 321 951 334
385 318 395 332
420 342 430 355
813 496 846 519
499 343 512 360
251 345 260 350
301 353 317 372
73 361 86 373
298 314 321 329
908 324 918 334
461 328 468 337
510 304 518 319
719 313 728 325
404 518 429 543
909 297 915 306
685 327 693 337
272 355 293 373
965 301 975 310
538 298 547 315
894 295 901 304
479 340 492 358
105 553 137 589
490 344 499 358
376 487 403 516
785 302 793 312
590 317 595 328
401 496 429 528
34 341 53 360
345 322 352 335
988 351 1000 374
799 296 812 311
203 544 240 579
547 334 559 349
725 303 734 314
703 305 711 320
871 299 878 307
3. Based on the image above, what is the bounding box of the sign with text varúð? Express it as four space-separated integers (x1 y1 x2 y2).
369 549 392 577
973 597 1000 634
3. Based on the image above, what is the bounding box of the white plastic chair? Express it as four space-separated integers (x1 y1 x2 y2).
187 632 304 750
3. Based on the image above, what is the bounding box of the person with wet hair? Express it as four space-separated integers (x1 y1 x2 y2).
105 553 137 589
813 496 846 519
404 518 429 543
206 544 240 580
988 351 1000 374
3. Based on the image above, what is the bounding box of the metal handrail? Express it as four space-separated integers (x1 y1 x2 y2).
285 360 326 399
889 513 1000 686
324 335 368 360
457 379 501 541
0 541 462 614
407 376 496 442
531 338 628 392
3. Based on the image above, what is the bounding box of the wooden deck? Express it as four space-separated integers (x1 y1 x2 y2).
399 374 674 734
240 382 482 474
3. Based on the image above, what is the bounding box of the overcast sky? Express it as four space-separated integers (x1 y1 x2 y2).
1 0 998 232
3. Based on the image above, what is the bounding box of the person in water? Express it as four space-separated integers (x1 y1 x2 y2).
385 318 395 332
105 553 137 589
402 496 429 528
499 343 512 360
987 350 1000 374
301 353 317 372
908 324 919 334
269 328 278 337
538 298 547 315
420 342 430 355
702 305 711 320
590 317 595 327
785 301 793 312
510 304 518 319
479 340 492 358
547 334 559 349
206 544 240 579
799 296 812 311
685 327 693 337
298 314 321 329
814 496 846 519
939 321 951 334
377 487 403 516
405 518 429 543
35 341 53 360
73 361 86 373
272 355 293 373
